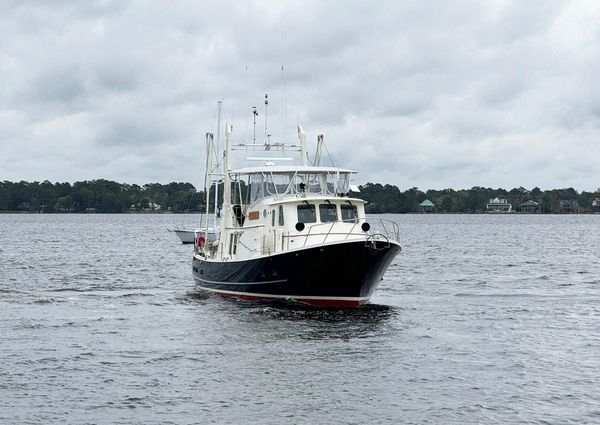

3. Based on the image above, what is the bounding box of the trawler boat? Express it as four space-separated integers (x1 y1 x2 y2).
192 120 401 307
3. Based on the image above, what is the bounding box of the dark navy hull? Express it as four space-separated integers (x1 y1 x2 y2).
192 240 401 307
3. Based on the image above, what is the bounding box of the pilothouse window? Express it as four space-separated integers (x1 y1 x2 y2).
341 204 358 222
297 204 316 223
319 204 338 223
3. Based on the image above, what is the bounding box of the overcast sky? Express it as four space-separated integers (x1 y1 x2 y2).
1 0 599 191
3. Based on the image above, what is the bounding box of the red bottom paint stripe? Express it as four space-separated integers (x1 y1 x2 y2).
293 298 365 308
217 292 366 308
194 283 370 308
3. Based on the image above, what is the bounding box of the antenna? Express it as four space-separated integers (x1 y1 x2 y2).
281 65 287 143
264 93 270 149
215 100 222 172
243 66 248 143
252 107 258 143
243 0 251 144
280 10 288 144
264 93 269 141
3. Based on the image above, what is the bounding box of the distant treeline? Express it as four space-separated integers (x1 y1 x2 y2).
0 180 203 213
1 180 599 213
359 183 600 213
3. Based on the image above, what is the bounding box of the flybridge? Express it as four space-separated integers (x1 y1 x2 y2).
230 166 356 204
202 96 356 220
212 116 355 204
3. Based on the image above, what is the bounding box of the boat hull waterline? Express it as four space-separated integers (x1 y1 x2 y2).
192 240 401 307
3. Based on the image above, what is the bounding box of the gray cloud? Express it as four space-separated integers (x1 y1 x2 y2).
1 0 600 190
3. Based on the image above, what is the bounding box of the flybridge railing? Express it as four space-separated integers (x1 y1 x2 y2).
232 142 303 151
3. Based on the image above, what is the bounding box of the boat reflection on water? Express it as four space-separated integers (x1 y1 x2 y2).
186 289 396 340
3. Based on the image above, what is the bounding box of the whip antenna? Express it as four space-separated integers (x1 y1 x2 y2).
264 93 270 148
252 107 258 144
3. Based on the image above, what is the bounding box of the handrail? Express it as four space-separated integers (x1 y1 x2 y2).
296 217 400 247
366 217 400 241
305 220 337 240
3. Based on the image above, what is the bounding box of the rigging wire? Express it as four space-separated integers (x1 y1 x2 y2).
280 10 288 146
323 138 337 167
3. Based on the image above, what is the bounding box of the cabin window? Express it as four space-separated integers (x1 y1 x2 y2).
271 210 275 226
229 233 239 256
319 204 338 223
278 205 284 226
341 204 358 222
297 204 316 223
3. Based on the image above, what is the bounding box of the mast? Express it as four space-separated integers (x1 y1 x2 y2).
216 100 222 154
204 132 213 239
214 179 219 220
222 123 233 228
315 134 324 166
298 125 308 166
214 101 222 222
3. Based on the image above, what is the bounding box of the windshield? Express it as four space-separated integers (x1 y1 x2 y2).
245 170 352 203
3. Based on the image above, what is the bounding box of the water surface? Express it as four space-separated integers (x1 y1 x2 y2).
1 214 599 424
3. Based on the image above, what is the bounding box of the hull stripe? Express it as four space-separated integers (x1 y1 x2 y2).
194 280 371 302
194 276 288 285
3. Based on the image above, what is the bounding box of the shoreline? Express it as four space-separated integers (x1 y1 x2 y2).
1 211 598 215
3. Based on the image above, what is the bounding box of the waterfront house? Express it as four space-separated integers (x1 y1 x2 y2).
486 198 512 213
419 199 435 213
148 202 161 212
559 199 579 213
521 200 539 213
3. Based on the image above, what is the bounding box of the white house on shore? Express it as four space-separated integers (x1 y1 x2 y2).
486 198 512 213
